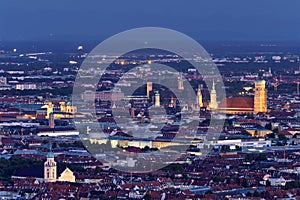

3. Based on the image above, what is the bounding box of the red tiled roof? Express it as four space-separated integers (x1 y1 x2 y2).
279 130 292 135
219 97 254 109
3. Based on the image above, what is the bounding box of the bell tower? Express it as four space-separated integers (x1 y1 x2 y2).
154 91 161 107
254 79 267 114
209 80 218 110
146 82 152 98
178 72 184 91
44 144 57 182
197 84 203 107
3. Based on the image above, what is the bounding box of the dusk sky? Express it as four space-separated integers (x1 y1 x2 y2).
1 0 300 42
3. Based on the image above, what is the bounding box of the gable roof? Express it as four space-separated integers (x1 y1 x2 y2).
219 97 254 109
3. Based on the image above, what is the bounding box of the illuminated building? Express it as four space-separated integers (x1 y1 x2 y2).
49 113 55 128
209 80 218 110
254 79 267 114
197 84 203 107
178 72 184 91
44 146 57 182
218 79 267 114
44 101 77 119
155 91 160 107
147 82 152 98
58 168 76 183
44 146 75 183
45 102 53 119
169 96 176 108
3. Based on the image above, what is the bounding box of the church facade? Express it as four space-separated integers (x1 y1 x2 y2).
12 147 76 183
44 147 76 183
219 79 267 114
196 79 267 115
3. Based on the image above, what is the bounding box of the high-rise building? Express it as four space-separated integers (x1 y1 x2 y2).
254 79 267 114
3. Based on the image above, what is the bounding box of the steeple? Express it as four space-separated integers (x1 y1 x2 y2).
178 72 184 91
44 143 57 182
154 91 160 107
197 84 203 107
209 80 218 110
169 96 176 108
47 143 54 158
49 113 54 129
146 82 152 98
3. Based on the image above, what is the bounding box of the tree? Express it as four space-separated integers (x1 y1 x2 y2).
242 179 248 187
52 142 57 149
205 190 213 194
278 134 287 141
253 190 259 197
144 194 151 200
226 177 231 184
265 123 272 130
143 146 150 152
267 133 275 138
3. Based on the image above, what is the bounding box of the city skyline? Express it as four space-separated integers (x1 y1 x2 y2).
0 1 300 199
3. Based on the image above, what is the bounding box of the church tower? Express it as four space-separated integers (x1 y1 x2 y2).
154 91 161 107
46 102 53 119
254 79 267 114
60 101 66 112
169 96 176 108
44 144 57 182
146 82 152 98
197 84 203 107
178 72 184 91
49 113 55 129
209 80 218 110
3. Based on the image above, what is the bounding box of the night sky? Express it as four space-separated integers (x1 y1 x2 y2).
1 0 300 41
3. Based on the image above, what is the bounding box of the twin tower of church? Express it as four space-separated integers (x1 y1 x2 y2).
195 78 267 115
147 73 267 115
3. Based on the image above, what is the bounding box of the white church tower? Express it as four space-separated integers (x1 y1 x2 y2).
44 144 57 182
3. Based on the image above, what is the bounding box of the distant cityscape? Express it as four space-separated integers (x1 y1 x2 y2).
0 41 299 199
